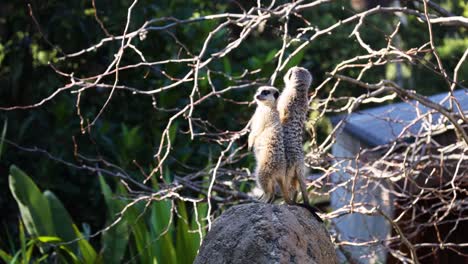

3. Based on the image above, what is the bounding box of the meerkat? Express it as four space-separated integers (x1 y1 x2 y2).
277 66 316 211
248 86 292 204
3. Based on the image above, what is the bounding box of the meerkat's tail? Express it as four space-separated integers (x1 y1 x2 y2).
295 165 310 206
296 203 323 222
294 165 323 222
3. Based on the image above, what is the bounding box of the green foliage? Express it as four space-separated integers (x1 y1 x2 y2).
0 221 86 264
148 198 177 263
73 225 100 264
438 37 468 58
99 175 129 264
0 0 466 262
6 165 206 263
8 165 99 263
0 248 13 263
109 181 206 264
9 165 56 240
43 191 78 252
175 201 204 264
283 48 306 73
0 119 6 160
0 221 43 264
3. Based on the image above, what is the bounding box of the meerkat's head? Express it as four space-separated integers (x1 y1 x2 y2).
254 86 280 107
283 66 312 91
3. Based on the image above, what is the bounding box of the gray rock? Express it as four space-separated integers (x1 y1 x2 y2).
194 203 337 264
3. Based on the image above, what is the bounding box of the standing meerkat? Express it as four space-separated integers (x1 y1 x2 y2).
248 86 292 204
277 66 313 207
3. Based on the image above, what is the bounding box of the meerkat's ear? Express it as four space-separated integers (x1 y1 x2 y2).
274 91 279 99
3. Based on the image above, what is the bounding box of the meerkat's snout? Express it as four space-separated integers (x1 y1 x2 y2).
255 86 280 104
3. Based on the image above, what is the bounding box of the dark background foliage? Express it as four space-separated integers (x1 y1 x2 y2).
0 0 466 252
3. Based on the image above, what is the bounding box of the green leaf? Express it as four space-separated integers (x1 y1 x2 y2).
43 191 79 253
36 236 62 243
0 249 13 263
169 122 178 145
176 201 198 264
264 49 278 63
25 241 35 262
113 184 154 263
56 244 81 264
36 236 81 264
192 202 208 239
125 202 152 264
284 48 306 72
151 199 176 264
223 57 232 75
99 176 129 263
0 119 7 160
73 225 98 264
19 220 26 264
10 250 22 264
36 253 50 263
9 165 55 238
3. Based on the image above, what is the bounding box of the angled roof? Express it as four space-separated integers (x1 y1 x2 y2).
331 89 468 146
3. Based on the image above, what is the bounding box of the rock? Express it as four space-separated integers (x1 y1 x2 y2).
194 203 337 264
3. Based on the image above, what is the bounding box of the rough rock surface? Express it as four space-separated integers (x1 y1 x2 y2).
194 203 337 264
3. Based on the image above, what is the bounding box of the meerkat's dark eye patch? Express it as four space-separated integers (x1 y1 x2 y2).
261 90 270 96
273 91 279 99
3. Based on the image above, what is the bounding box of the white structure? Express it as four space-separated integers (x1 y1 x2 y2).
330 89 468 263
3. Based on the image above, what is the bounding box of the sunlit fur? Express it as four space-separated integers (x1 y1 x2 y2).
248 86 292 203
277 67 313 205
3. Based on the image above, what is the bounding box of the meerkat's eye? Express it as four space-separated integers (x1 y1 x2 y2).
261 90 270 96
273 91 279 99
